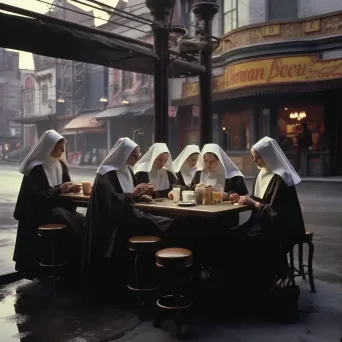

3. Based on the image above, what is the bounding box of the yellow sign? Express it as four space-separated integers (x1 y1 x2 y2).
182 55 342 98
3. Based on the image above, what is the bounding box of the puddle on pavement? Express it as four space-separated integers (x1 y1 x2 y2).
0 280 140 342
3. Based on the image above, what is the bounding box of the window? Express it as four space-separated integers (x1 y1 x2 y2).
267 0 298 21
25 90 34 115
221 111 250 151
223 0 237 34
122 71 133 90
41 84 48 104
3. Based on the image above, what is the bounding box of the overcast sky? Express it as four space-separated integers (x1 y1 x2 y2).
2 0 119 69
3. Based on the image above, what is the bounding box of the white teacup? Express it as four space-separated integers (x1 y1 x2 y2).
182 190 196 202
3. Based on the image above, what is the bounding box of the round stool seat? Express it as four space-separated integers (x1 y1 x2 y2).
156 248 193 269
38 224 67 231
129 235 162 253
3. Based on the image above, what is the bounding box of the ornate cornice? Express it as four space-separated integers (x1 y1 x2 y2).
214 11 342 55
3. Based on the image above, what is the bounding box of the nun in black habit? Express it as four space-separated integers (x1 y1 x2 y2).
81 138 174 300
231 136 306 311
13 130 84 281
134 143 178 198
172 144 200 188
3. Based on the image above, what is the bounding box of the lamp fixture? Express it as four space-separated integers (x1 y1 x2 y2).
99 97 108 103
289 111 307 120
122 99 130 104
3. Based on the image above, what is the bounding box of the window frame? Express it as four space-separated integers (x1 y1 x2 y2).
223 0 238 34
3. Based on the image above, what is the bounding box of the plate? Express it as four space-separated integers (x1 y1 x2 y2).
178 201 196 207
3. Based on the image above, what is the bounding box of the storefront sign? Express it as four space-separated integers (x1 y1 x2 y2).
182 55 342 98
168 106 178 118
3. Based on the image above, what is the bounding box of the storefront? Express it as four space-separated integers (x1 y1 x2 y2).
174 54 342 176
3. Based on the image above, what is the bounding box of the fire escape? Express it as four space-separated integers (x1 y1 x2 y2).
49 0 87 117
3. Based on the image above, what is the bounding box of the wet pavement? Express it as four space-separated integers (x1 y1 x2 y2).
0 277 341 341
0 164 341 341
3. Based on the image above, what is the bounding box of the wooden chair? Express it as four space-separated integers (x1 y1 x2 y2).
289 231 316 293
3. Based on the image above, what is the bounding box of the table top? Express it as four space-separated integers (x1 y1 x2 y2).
61 194 250 217
61 192 90 200
135 199 250 217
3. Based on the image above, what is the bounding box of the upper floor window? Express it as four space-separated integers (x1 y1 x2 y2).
41 84 48 104
223 0 238 34
122 71 133 90
267 0 298 21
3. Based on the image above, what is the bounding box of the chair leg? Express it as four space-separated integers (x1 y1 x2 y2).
298 243 305 279
307 241 316 293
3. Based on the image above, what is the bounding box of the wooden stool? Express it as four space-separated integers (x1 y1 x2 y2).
289 231 316 293
128 236 162 318
154 248 193 339
38 224 68 295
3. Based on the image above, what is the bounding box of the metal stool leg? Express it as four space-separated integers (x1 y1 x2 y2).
307 241 316 293
289 248 295 274
298 243 305 279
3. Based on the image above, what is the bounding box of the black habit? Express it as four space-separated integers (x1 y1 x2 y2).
81 168 174 299
228 173 306 310
135 170 178 198
13 162 84 280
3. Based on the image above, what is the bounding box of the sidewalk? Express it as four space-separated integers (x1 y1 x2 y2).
2 161 342 183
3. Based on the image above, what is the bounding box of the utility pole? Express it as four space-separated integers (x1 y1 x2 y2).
192 0 219 147
145 0 174 143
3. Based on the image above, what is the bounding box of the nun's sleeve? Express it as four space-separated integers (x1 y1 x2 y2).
225 176 248 196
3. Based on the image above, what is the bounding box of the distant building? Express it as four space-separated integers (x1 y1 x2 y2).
0 48 21 156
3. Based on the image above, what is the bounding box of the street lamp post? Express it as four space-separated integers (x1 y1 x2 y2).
145 0 174 143
192 1 219 147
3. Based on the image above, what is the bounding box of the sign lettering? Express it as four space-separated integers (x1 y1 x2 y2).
182 55 342 98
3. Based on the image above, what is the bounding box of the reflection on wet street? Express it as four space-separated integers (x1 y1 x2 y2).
0 277 341 342
0 280 140 342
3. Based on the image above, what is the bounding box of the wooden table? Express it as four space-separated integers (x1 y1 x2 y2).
61 192 90 208
135 199 250 217
61 194 250 218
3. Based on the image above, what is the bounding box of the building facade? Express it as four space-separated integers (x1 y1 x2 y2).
172 1 342 177
0 48 21 157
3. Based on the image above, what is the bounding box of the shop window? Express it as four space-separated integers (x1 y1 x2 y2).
278 105 324 151
221 111 250 151
223 0 237 34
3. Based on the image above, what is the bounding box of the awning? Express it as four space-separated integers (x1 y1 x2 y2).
96 105 141 120
128 104 154 117
64 113 104 131
0 4 205 77
13 114 53 124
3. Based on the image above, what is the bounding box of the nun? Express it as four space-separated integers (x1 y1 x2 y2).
134 143 178 198
192 143 248 206
81 138 174 300
172 144 200 188
233 136 306 311
13 130 84 281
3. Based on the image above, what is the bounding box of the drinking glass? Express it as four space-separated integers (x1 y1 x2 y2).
212 184 223 205
173 185 181 203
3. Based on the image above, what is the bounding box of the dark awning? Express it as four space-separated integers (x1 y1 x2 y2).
0 4 205 77
13 114 53 124
96 105 140 120
127 104 154 117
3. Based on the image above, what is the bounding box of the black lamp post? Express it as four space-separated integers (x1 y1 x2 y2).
145 0 174 143
192 0 219 147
